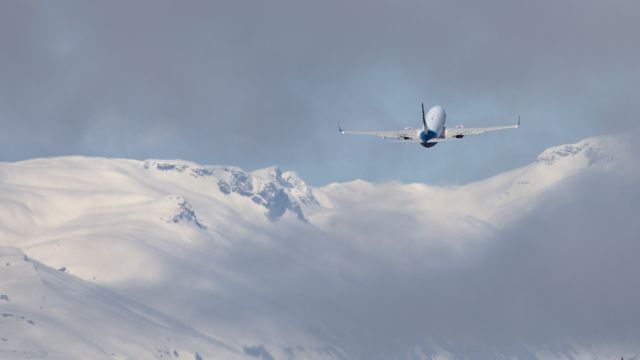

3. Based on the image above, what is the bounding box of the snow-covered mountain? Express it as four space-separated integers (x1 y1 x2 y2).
0 136 637 360
0 247 242 360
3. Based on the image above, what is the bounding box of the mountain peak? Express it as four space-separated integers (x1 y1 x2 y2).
142 161 317 221
250 165 282 179
535 136 620 167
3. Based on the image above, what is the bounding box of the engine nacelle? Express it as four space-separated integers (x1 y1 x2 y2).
420 142 437 148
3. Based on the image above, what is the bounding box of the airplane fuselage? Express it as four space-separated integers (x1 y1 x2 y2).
419 105 446 148
338 102 518 147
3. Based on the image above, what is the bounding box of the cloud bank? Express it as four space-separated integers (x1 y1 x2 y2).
1 0 640 185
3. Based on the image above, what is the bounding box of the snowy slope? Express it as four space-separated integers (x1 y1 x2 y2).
0 135 636 360
0 247 242 360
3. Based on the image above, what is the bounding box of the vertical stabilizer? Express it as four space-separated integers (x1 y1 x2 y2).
421 102 428 130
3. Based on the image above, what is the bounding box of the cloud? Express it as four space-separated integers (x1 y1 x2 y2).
152 136 640 358
1 1 640 185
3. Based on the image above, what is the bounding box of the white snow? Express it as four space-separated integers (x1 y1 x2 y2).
0 135 636 359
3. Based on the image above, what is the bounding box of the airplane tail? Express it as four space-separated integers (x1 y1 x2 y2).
421 102 428 130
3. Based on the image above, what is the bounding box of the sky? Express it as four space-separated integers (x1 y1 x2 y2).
2 3 640 357
1 0 639 186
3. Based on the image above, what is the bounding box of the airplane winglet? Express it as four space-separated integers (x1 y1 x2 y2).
421 102 427 128
337 121 344 134
517 115 521 128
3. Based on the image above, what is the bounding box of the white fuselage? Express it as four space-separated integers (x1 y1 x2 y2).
419 105 447 147
425 105 446 134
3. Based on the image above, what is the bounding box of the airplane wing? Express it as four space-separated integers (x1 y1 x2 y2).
338 123 420 141
444 116 520 139
338 116 520 143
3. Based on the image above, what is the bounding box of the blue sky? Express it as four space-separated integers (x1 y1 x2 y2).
1 0 639 185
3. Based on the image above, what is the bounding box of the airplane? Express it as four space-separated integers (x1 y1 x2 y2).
338 103 520 148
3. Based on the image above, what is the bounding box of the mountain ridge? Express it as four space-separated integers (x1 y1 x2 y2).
1 135 636 360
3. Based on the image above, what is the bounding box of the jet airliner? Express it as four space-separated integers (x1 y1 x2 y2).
338 103 519 148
